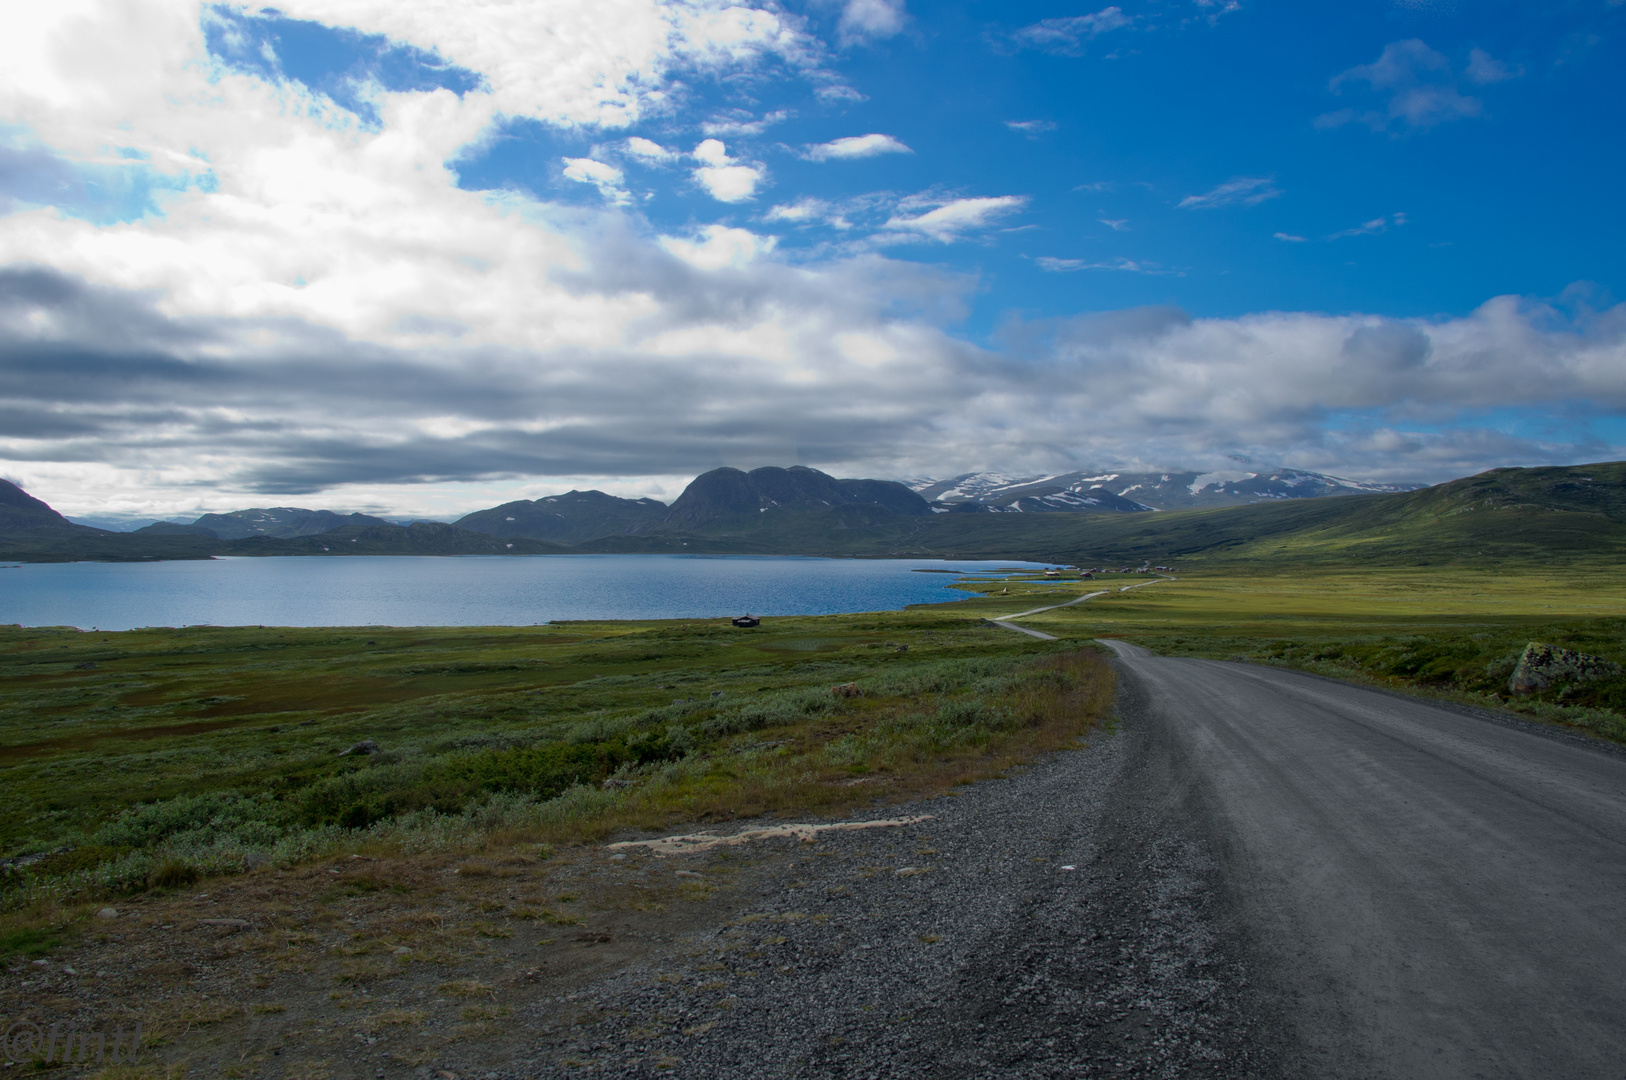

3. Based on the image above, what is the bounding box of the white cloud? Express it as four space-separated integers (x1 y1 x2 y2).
764 197 847 227
1329 212 1405 239
835 0 907 46
1465 47 1521 85
980 297 1626 482
1005 119 1057 135
1321 40 1482 131
1191 0 1243 21
0 0 804 354
1273 232 1307 242
701 109 791 136
815 84 867 104
763 199 823 223
1178 176 1281 209
691 138 765 201
562 157 629 202
766 190 991 239
257 0 812 130
1099 218 1130 231
1010 8 1133 54
882 196 1027 242
693 139 732 166
804 133 912 160
657 224 776 269
1036 256 1168 274
625 136 677 160
696 164 764 201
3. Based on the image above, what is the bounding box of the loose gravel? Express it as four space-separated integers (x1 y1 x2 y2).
452 687 1290 1079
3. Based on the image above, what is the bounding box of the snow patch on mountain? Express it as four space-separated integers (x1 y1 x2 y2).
1189 471 1257 494
906 467 1421 513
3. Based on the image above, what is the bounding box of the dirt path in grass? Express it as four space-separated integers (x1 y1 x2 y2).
990 578 1168 641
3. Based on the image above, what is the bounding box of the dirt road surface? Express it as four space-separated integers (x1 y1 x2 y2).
1100 639 1626 1080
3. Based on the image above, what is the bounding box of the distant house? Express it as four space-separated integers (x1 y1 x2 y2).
732 614 761 628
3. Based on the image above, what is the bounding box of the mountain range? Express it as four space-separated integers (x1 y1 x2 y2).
908 469 1417 513
4 461 1623 567
138 507 399 540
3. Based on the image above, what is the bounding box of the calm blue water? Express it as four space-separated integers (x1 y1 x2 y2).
0 555 1052 630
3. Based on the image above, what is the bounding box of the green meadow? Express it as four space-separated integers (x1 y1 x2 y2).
0 602 1111 926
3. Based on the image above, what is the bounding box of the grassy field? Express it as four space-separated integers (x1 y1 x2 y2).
976 567 1626 742
4 558 1623 975
0 601 1114 941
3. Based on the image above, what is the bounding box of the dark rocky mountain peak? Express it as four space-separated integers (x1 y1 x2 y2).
661 466 931 531
0 479 102 535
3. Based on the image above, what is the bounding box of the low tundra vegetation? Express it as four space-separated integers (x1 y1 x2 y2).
0 614 1113 929
1043 569 1626 744
1236 627 1626 742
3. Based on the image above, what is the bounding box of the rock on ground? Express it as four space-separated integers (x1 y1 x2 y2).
1508 642 1621 694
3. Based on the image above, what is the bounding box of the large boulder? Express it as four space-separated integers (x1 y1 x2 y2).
1507 642 1622 695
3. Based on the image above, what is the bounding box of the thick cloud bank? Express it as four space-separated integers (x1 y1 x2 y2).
4 261 1621 516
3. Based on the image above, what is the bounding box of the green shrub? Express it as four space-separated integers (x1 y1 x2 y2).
291 731 679 829
26 844 129 879
94 791 281 849
0 925 61 961
150 858 199 889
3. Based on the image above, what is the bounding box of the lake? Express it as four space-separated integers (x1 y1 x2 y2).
0 555 1055 630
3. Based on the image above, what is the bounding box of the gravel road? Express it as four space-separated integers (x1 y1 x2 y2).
1102 640 1626 1080
468 644 1626 1080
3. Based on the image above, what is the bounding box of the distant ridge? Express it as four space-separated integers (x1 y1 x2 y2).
3 462 1623 567
188 507 396 540
456 490 666 543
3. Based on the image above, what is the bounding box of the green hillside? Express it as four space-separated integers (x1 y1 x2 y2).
1053 461 1626 566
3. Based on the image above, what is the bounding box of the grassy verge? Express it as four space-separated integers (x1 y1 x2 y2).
0 606 1113 958
979 567 1626 743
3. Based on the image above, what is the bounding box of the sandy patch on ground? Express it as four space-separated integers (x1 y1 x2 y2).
605 816 933 856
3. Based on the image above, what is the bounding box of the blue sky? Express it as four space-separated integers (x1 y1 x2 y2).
449 0 1625 328
0 0 1622 518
